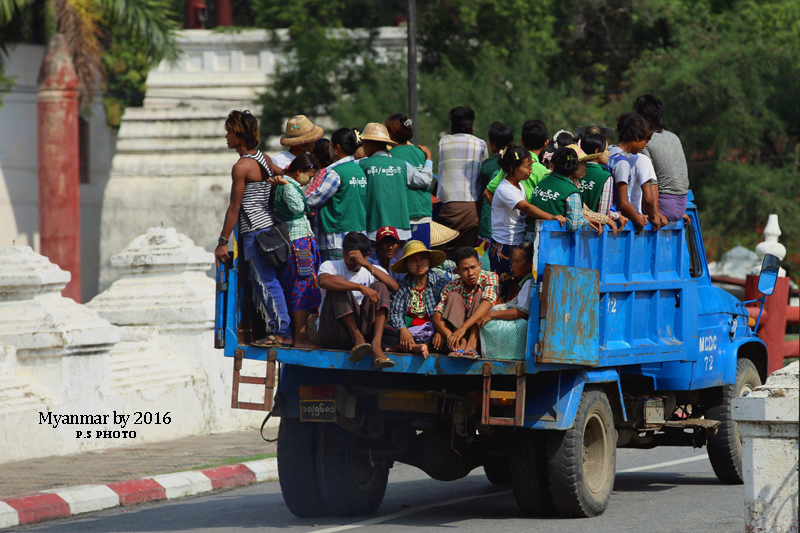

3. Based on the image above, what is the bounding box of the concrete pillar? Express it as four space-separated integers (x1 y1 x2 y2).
732 361 799 533
37 34 81 302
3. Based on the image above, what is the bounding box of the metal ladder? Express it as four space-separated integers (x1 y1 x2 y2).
480 361 526 426
231 348 277 411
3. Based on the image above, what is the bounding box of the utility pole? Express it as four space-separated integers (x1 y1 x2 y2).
407 0 418 145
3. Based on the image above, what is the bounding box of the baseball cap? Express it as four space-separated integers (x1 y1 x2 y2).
376 226 399 243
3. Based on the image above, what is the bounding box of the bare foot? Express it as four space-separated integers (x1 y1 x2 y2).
371 341 386 362
293 339 321 350
410 344 429 358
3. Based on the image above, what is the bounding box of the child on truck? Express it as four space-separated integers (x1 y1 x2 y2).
432 247 499 358
478 241 535 328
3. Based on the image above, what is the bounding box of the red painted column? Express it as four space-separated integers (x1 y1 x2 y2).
37 34 81 301
215 0 232 27
745 275 790 375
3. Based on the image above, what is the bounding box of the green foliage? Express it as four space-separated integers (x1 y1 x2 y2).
100 33 150 127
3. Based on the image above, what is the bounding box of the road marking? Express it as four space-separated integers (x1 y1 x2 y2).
312 490 513 533
617 455 707 473
314 455 708 532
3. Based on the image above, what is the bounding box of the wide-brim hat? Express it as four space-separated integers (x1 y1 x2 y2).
430 221 459 247
564 143 602 162
391 240 447 274
361 122 397 145
280 115 324 147
575 125 615 139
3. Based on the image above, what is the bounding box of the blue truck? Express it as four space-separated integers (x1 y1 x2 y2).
214 192 779 519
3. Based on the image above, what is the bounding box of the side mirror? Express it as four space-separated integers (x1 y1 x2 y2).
757 254 781 296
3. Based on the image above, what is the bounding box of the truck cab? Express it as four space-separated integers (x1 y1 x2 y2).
215 192 773 519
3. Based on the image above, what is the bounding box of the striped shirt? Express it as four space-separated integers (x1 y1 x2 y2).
238 151 274 233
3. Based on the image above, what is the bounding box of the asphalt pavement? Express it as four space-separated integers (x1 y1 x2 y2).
7 446 745 533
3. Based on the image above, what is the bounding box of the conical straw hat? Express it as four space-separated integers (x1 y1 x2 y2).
430 222 459 247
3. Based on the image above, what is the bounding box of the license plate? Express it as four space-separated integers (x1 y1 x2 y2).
300 400 336 422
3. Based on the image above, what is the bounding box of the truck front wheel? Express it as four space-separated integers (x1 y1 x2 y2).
277 418 329 517
705 357 762 484
547 386 616 518
316 423 390 516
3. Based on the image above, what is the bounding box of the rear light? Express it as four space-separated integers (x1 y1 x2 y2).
299 385 335 399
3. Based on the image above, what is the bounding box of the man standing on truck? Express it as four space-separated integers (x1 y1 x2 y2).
317 232 400 368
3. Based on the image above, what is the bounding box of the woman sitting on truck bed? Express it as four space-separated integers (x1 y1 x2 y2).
384 240 450 357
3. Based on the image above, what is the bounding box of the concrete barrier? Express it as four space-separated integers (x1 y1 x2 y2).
732 361 799 533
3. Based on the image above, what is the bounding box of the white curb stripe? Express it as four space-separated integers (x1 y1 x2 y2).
243 458 279 483
0 501 20 529
53 485 120 515
616 455 707 473
150 471 214 499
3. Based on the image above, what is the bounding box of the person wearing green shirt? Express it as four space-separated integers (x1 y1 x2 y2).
483 119 551 214
386 113 435 248
477 122 513 244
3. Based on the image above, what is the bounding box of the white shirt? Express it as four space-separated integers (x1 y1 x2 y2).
511 279 533 314
491 179 527 245
317 260 388 318
272 150 295 170
608 146 657 213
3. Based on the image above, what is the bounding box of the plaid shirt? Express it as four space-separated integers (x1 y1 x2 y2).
437 134 487 203
275 176 313 241
434 270 499 315
389 270 451 330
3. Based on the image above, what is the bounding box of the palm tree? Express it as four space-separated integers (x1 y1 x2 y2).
0 0 179 109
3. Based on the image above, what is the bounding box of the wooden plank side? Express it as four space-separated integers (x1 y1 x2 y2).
540 264 600 366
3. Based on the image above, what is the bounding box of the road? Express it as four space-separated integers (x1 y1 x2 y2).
11 447 743 533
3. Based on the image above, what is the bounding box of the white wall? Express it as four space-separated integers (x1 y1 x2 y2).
0 43 117 303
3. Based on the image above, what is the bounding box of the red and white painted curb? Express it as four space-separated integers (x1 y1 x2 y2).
0 458 278 529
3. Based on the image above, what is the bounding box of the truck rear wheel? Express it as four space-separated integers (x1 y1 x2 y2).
510 429 555 516
277 418 329 517
483 458 512 485
547 386 616 518
316 423 389 516
705 357 761 484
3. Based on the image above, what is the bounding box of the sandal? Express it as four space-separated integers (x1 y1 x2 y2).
373 358 395 369
448 349 479 359
349 343 372 362
252 335 292 348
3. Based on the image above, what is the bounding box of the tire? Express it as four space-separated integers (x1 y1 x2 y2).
483 457 512 485
316 423 389 516
705 358 762 484
277 418 329 517
510 429 556 516
547 386 616 518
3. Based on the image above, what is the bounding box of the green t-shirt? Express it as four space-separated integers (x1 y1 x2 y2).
487 152 547 200
529 172 581 223
390 144 431 220
578 162 611 213
478 155 501 239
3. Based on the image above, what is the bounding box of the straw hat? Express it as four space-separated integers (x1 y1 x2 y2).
564 143 602 162
429 221 459 247
360 123 396 145
391 240 447 274
280 115 324 147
